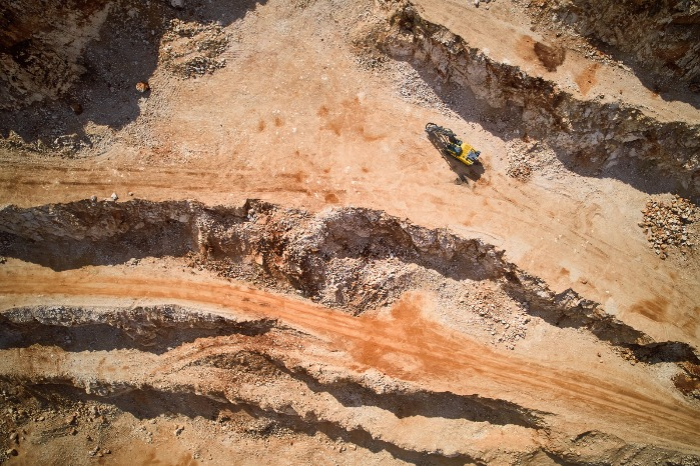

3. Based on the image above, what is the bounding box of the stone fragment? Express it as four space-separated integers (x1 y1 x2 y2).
136 81 150 93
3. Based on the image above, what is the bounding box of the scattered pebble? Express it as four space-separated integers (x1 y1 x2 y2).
135 81 150 93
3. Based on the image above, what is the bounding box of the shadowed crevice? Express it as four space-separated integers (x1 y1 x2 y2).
0 305 277 355
197 350 550 430
15 381 484 466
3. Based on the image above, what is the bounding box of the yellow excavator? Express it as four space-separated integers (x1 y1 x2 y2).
425 123 481 166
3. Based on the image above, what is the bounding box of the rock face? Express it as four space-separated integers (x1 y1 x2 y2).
527 0 700 88
372 1 700 195
0 304 277 353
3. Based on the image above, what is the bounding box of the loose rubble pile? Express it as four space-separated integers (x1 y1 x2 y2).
159 19 229 78
505 137 555 181
441 285 531 350
640 196 698 260
507 158 533 181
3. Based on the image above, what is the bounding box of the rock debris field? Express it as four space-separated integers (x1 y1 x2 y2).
641 196 698 260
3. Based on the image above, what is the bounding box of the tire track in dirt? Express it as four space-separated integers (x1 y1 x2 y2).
1 266 699 453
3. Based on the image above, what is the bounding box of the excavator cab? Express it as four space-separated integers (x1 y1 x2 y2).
425 123 481 166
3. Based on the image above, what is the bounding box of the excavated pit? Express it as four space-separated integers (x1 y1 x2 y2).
369 1 700 197
1 0 700 463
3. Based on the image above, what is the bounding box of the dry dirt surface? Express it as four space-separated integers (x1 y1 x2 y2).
1 0 700 465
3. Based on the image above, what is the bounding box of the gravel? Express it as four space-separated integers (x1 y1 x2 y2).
640 195 698 260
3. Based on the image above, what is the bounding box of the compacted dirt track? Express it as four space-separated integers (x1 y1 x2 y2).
1 0 699 464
